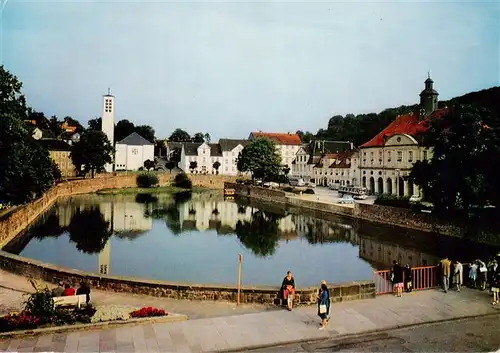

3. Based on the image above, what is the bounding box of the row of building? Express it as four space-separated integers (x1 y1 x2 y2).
168 75 442 197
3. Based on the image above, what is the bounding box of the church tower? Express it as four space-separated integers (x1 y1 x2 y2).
102 89 115 172
419 73 439 117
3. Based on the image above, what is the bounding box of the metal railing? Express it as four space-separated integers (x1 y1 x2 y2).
372 266 439 295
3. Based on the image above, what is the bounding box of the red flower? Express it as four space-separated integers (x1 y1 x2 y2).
130 307 168 318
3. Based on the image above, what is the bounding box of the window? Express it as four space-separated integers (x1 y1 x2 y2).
387 151 391 162
132 148 138 155
423 150 428 160
408 151 413 162
203 157 206 163
397 151 402 162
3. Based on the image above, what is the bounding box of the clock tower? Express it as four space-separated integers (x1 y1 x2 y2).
419 73 439 118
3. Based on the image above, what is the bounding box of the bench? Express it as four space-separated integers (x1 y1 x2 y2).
53 294 89 309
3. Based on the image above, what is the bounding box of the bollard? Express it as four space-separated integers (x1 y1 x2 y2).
237 253 243 305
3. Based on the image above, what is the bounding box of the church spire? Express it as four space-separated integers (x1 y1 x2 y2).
419 73 438 117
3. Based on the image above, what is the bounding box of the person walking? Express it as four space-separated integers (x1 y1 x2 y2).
453 260 463 292
392 260 403 297
317 280 330 330
477 259 488 290
440 256 451 293
469 261 478 288
491 267 500 305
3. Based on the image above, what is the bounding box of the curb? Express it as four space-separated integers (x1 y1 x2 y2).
211 311 500 353
0 313 188 339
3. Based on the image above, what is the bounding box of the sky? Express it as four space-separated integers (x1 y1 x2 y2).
1 0 499 141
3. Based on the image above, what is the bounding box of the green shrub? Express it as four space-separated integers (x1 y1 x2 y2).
173 173 192 189
136 173 159 188
24 288 55 324
283 186 293 192
304 188 315 194
375 194 411 208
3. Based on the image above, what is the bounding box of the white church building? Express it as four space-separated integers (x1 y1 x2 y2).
115 132 154 171
100 90 154 171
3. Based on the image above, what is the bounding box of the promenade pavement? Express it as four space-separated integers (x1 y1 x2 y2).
0 270 276 320
1 287 497 352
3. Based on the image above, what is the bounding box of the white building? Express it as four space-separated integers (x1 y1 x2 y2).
115 132 155 171
359 75 445 197
178 139 249 176
101 89 115 172
291 140 354 183
249 132 302 168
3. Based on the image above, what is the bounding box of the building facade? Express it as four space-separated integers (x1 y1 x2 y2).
115 132 155 171
291 140 354 184
178 139 249 176
40 139 76 177
101 90 115 172
249 132 302 167
359 76 445 196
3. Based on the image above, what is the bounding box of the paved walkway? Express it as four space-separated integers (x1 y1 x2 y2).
0 270 276 320
1 287 497 352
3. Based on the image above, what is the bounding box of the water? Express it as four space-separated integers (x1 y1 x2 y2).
5 191 500 287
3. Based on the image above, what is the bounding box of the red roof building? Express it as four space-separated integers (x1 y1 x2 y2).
360 108 447 148
249 131 302 145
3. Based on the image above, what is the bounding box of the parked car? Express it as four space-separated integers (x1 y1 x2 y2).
305 182 316 188
354 194 368 200
263 182 279 189
409 194 422 203
339 195 355 204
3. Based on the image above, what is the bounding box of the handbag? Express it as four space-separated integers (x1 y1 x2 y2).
319 304 327 314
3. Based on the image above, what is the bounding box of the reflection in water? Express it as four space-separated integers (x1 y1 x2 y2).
6 191 500 286
68 207 111 254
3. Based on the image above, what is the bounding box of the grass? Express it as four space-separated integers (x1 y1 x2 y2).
96 186 209 195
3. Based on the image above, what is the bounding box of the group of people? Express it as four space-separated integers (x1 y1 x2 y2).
280 271 330 330
390 261 414 297
52 280 92 305
391 254 500 306
441 255 500 305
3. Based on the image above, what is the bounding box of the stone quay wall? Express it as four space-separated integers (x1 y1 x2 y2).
0 174 235 249
227 183 460 236
0 251 376 305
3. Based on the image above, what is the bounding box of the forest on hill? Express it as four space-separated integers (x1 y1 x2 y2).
314 86 500 147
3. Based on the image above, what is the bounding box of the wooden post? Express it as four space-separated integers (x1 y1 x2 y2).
237 253 243 305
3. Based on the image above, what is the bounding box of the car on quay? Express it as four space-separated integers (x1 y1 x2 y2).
339 195 355 204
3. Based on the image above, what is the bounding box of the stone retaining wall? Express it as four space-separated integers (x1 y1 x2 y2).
0 174 235 249
0 251 376 304
227 182 461 236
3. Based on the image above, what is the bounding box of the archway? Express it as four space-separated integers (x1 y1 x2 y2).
369 177 375 194
398 177 405 197
362 176 366 188
377 177 384 194
386 178 393 195
407 179 414 196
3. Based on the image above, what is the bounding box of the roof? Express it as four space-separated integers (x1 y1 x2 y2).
40 139 72 151
183 142 203 156
360 108 447 148
219 139 249 151
329 151 357 169
250 132 302 145
209 143 223 156
117 132 154 146
307 140 353 156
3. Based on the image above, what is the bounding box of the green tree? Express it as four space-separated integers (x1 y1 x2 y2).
165 160 177 172
0 65 54 205
143 159 155 171
189 161 198 173
63 116 85 133
115 119 135 142
213 160 221 174
410 104 500 216
169 128 191 142
87 117 102 131
135 125 155 143
48 115 63 137
51 160 62 182
68 207 112 254
204 133 211 143
70 130 114 178
296 130 313 143
192 132 205 143
236 138 281 181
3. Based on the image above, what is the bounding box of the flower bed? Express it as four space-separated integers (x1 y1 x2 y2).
0 283 168 333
